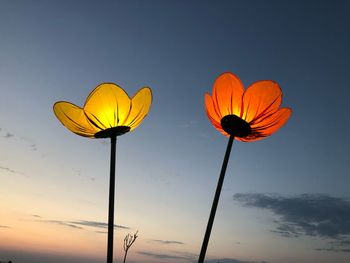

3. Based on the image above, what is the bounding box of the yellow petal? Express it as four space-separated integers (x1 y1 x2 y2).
212 72 244 118
53 102 99 137
84 83 131 129
242 80 282 123
123 87 152 131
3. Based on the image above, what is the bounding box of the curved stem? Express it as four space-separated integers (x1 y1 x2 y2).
107 136 117 263
198 135 234 263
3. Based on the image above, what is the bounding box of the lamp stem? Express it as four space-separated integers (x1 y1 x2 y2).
198 135 234 263
107 135 117 263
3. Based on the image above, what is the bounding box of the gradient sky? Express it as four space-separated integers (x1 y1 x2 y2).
1 1 350 263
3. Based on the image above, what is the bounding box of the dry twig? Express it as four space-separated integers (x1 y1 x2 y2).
123 231 138 263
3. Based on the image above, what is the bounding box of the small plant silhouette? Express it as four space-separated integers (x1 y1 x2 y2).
123 231 138 263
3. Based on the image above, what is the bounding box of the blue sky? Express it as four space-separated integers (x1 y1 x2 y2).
0 1 349 262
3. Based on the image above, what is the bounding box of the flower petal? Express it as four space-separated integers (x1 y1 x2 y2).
212 72 244 118
53 101 99 137
204 93 221 124
123 87 152 131
204 93 229 136
242 80 282 123
212 121 230 137
239 107 292 142
84 83 131 129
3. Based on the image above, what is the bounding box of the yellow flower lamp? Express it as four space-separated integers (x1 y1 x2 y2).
198 72 291 263
53 83 152 263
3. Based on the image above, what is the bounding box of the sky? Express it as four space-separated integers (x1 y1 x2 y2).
0 0 349 262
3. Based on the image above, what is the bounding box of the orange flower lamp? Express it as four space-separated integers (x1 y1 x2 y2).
198 72 291 263
53 83 152 263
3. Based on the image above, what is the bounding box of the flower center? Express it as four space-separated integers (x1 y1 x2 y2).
94 126 131 138
220 115 251 137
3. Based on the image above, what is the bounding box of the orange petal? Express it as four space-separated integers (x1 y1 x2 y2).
204 93 221 124
208 115 229 137
240 107 292 142
123 87 152 131
204 95 229 137
53 102 99 137
242 80 282 123
212 72 244 118
84 83 131 129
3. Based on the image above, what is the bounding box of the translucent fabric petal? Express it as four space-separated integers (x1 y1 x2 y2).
239 107 292 142
123 87 152 131
53 102 99 137
84 83 131 129
204 93 221 124
212 72 244 118
204 93 229 136
242 80 282 123
206 109 229 136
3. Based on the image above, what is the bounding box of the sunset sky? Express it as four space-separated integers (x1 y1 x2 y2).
1 1 350 263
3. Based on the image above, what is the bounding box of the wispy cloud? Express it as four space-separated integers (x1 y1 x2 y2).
151 239 184 245
70 220 129 229
0 165 16 174
138 251 194 261
140 254 268 263
234 193 350 252
0 128 38 152
31 144 37 151
315 247 350 253
95 230 108 234
4 132 14 138
202 259 269 263
314 239 350 253
43 220 83 229
0 225 10 228
0 127 14 139
32 214 42 218
38 218 129 232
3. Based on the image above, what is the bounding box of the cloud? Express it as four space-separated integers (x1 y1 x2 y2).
32 214 41 218
4 132 14 138
314 239 350 253
234 193 350 252
95 230 108 234
31 144 37 151
151 239 184 245
138 251 194 260
315 247 350 253
0 166 16 174
70 220 129 229
0 127 13 139
0 128 38 152
0 225 10 228
45 220 83 229
203 259 269 263
39 219 129 231
234 193 350 239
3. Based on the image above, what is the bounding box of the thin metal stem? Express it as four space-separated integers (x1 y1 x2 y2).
198 135 234 263
107 136 117 263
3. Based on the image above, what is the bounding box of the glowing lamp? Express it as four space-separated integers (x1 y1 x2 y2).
198 72 291 263
54 83 152 263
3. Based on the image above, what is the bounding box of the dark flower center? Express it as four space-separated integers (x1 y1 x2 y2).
94 126 131 138
221 115 251 137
